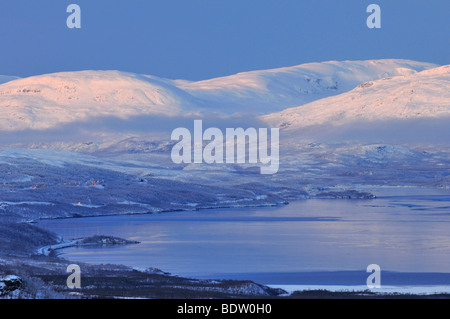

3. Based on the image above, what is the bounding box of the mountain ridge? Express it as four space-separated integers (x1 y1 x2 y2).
262 65 450 130
0 59 440 131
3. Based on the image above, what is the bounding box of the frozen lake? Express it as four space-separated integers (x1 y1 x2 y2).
38 187 450 288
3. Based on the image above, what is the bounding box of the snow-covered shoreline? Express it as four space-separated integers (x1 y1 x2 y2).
36 235 139 256
269 284 450 296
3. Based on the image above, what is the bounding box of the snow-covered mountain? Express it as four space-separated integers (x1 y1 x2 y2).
0 60 449 224
262 65 450 129
178 59 436 114
0 59 437 131
0 71 201 131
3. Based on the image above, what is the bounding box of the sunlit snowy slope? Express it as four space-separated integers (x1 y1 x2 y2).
0 59 437 131
262 65 450 129
0 60 449 221
0 75 19 85
0 71 200 131
178 59 436 114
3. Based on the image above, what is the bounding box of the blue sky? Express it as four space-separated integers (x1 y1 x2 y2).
0 0 448 80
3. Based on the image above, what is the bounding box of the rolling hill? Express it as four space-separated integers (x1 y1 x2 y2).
262 65 450 130
0 59 437 131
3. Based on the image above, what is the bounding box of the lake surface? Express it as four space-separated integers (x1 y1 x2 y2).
38 187 450 287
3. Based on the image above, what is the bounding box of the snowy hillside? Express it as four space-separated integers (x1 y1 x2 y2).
262 65 450 129
0 61 449 222
0 75 19 85
0 71 200 131
0 59 437 131
179 59 437 114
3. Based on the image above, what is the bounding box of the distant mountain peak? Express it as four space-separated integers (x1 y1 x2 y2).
262 64 450 129
0 59 440 131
